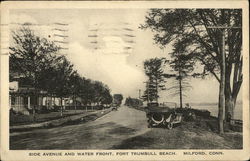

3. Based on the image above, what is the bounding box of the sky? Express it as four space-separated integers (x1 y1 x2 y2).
9 9 242 104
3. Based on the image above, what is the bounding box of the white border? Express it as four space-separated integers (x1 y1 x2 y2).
1 1 249 161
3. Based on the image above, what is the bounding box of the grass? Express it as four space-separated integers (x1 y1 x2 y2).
10 110 95 126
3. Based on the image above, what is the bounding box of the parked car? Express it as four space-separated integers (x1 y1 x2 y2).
146 102 183 129
111 103 118 111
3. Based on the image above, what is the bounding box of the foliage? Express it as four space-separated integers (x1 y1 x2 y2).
113 94 123 106
10 27 59 89
142 57 170 102
141 9 242 133
167 52 194 107
125 97 143 107
9 27 113 110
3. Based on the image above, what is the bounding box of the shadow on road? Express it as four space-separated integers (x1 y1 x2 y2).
111 135 156 149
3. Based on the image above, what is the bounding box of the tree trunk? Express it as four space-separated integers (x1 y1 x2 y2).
178 61 182 108
218 85 225 134
179 78 183 108
225 96 236 120
74 94 77 113
46 96 49 109
33 94 38 122
32 96 36 122
60 97 63 116
53 96 55 108
224 60 241 121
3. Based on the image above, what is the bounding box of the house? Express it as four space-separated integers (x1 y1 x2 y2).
9 81 46 115
9 80 67 115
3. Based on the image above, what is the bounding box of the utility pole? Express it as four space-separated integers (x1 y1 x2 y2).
138 89 141 99
207 25 241 134
147 82 149 103
143 81 150 104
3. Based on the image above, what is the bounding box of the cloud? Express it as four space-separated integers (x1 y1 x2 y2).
10 14 38 24
67 42 146 96
102 36 127 54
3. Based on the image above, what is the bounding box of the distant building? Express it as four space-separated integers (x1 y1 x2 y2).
9 79 66 115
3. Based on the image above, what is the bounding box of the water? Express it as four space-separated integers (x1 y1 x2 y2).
192 103 242 120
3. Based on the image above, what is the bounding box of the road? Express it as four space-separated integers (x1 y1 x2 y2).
10 106 150 149
10 105 243 149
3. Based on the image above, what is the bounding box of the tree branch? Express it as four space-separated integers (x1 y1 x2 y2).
186 18 219 64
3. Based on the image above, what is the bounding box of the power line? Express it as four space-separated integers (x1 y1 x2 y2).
53 34 68 38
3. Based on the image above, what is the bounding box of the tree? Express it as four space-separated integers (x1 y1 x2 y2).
92 81 104 105
142 58 168 103
125 97 143 107
141 9 242 133
167 51 194 108
10 27 59 119
113 94 123 106
167 78 192 108
36 55 64 95
53 56 74 116
9 27 114 116
68 71 82 112
77 79 112 108
79 78 95 105
100 87 113 105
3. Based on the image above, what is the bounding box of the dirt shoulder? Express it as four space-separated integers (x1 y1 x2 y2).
112 120 243 149
120 106 243 149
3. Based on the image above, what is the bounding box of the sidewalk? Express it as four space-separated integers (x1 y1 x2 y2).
10 108 112 132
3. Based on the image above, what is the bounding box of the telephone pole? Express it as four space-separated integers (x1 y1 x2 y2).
143 81 150 104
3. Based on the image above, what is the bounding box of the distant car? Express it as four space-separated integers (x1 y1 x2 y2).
111 103 118 111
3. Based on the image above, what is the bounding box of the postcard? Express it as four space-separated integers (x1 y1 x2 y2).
1 1 249 161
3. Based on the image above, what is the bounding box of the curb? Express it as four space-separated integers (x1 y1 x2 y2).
10 108 112 132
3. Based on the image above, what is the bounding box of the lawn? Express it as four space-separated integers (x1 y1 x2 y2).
10 110 95 126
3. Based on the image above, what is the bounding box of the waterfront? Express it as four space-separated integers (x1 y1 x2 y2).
192 103 242 120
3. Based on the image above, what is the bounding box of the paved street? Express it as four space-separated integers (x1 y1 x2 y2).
10 106 150 149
